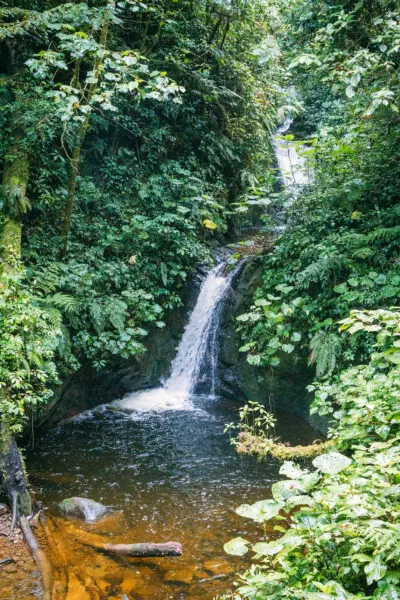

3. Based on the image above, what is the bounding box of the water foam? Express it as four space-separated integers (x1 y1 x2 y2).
115 263 234 414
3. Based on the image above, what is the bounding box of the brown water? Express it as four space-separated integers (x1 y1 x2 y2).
22 394 318 599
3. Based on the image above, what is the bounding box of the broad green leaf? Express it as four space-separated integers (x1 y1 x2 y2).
299 472 321 492
312 452 352 475
272 479 302 501
285 495 313 509
279 461 305 480
365 557 387 585
236 499 282 523
223 536 250 557
252 540 284 556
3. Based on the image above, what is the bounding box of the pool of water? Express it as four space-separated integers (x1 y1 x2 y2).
25 393 318 599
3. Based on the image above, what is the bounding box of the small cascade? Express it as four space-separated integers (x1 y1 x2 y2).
274 117 310 192
116 262 236 413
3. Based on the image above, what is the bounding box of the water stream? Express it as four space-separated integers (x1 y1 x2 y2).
115 262 235 415
16 124 314 600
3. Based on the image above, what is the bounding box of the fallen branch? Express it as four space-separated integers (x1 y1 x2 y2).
66 524 182 557
236 432 335 460
0 557 15 567
19 514 53 600
100 542 182 557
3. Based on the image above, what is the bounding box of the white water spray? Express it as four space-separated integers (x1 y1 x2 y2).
274 118 310 192
116 263 234 414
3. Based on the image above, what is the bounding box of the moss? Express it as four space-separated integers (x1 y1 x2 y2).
0 144 28 275
235 431 335 460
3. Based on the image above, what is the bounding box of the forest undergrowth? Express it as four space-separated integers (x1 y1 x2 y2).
224 1 400 598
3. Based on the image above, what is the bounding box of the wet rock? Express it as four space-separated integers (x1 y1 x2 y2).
163 566 195 584
58 497 108 522
203 559 231 576
0 503 9 516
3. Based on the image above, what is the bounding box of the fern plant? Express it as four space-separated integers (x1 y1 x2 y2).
297 253 346 289
309 330 342 377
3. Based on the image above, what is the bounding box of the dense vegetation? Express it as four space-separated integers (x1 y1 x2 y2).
226 1 400 598
0 0 281 433
2 0 400 598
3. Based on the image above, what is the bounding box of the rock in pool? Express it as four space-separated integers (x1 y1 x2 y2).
58 497 108 522
0 503 9 516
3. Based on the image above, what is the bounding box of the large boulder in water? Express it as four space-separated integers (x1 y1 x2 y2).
58 497 108 522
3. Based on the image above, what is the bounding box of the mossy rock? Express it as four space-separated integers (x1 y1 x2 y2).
58 497 108 522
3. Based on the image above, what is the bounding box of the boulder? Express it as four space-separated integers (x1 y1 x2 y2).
0 503 9 516
58 497 108 522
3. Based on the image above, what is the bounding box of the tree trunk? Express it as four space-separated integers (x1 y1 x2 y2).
0 116 54 598
0 422 32 518
0 141 28 275
61 121 87 254
0 133 31 516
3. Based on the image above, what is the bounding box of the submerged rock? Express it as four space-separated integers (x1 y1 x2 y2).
58 497 108 522
163 567 195 584
0 503 9 516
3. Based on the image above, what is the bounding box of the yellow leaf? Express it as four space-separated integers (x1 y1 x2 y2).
203 219 217 230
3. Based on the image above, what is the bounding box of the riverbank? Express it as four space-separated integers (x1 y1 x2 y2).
0 510 38 600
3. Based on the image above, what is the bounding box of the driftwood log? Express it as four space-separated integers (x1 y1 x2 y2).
99 542 182 557
66 524 183 558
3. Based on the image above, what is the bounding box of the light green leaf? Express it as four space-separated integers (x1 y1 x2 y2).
272 480 302 501
313 452 352 475
236 499 282 523
285 495 313 509
365 557 387 585
279 461 305 480
223 536 250 557
252 540 284 556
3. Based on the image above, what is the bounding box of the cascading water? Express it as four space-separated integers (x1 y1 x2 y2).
116 262 235 413
274 117 310 191
271 117 312 236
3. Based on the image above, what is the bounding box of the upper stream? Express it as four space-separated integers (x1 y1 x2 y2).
21 123 315 600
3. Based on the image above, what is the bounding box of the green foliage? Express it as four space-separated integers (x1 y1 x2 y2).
310 331 342 378
224 400 276 441
226 2 400 599
0 274 59 432
226 312 400 599
0 0 284 428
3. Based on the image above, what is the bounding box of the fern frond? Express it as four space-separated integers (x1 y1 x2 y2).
89 301 105 333
297 253 345 289
105 298 128 333
33 262 64 295
48 293 79 316
309 331 341 377
365 522 400 562
352 247 373 260
40 305 62 330
368 226 400 243
337 233 368 249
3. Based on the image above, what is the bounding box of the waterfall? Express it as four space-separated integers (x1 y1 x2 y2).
116 262 235 413
274 117 310 192
165 263 232 396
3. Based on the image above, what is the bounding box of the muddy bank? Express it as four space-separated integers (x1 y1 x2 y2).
0 510 38 600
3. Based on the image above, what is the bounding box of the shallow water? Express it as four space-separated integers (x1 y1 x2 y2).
26 393 318 599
